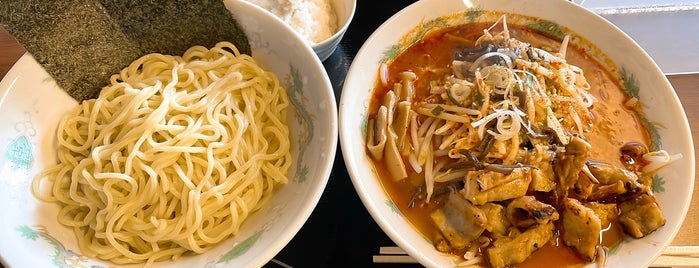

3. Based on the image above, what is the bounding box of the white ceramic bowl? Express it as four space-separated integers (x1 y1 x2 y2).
311 0 356 61
339 0 694 267
242 0 356 61
0 1 337 267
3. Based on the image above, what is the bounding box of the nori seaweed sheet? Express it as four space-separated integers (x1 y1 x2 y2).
0 0 250 102
100 0 249 57
0 0 142 101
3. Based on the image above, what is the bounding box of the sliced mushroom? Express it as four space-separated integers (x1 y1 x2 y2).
442 149 483 171
587 181 626 201
621 142 648 159
620 141 649 168
410 180 466 208
587 161 644 194
474 132 496 160
454 43 495 62
484 163 535 175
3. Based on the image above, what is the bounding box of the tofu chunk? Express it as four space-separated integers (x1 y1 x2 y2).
480 203 510 237
561 198 601 261
487 222 554 268
506 196 559 229
619 194 666 238
430 192 486 250
460 168 531 205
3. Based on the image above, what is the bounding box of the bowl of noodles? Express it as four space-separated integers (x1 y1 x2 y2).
0 0 336 267
339 0 694 267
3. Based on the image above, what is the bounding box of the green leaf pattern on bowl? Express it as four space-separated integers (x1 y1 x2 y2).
621 68 641 99
385 199 400 214
286 64 315 183
217 230 263 263
653 174 666 193
638 109 663 153
381 44 404 64
360 112 368 143
16 225 107 268
215 63 315 263
408 17 449 46
620 68 666 192
464 6 483 23
526 20 566 40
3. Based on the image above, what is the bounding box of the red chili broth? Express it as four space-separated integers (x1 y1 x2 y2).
368 23 650 267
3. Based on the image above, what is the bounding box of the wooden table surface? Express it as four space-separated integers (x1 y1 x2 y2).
1 21 697 252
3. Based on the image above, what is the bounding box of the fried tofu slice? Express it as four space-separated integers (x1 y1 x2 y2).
487 222 554 268
506 196 559 229
480 203 510 237
430 192 486 251
461 168 531 205
619 194 666 238
561 198 602 261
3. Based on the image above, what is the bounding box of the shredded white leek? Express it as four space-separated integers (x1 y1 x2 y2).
469 52 514 73
642 150 683 174
471 109 523 141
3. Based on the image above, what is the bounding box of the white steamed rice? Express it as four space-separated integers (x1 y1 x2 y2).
246 0 338 44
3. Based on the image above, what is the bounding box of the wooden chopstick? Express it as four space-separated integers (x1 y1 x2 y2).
661 246 699 257
652 255 699 267
373 246 699 267
373 247 415 264
652 246 699 267
379 246 408 255
373 255 420 264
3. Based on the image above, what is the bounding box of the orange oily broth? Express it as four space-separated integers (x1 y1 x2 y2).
368 23 650 266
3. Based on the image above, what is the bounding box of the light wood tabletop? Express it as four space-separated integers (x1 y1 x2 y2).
0 22 697 262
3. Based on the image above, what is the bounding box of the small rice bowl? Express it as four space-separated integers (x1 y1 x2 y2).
245 0 338 44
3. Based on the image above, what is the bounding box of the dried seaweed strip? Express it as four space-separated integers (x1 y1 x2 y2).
0 0 144 101
99 0 250 57
0 0 251 102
